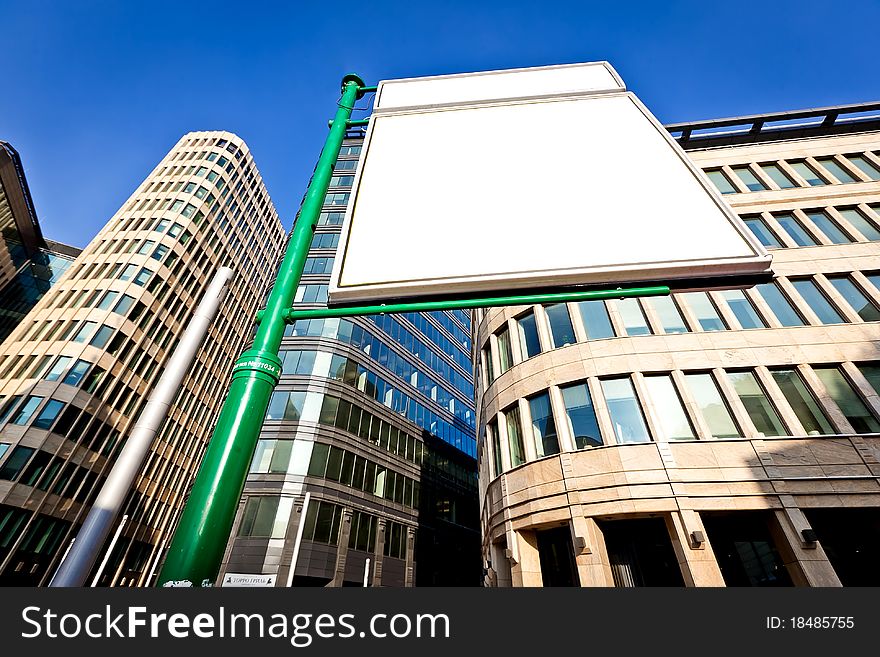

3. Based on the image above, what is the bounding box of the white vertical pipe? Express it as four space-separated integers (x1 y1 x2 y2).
286 492 311 587
90 514 128 586
50 267 234 586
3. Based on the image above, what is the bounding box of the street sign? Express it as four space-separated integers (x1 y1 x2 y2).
328 62 771 305
221 572 276 587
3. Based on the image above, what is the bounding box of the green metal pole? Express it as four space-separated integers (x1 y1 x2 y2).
283 286 670 321
157 74 367 587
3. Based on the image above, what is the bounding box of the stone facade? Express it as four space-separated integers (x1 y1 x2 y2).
477 116 880 587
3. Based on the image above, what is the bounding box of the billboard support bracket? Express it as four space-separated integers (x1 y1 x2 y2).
282 285 670 322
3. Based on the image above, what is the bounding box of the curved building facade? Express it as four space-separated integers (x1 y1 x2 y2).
478 106 880 587
218 133 481 587
0 131 285 585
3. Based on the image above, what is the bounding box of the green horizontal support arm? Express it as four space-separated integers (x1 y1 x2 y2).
282 286 670 322
327 118 370 128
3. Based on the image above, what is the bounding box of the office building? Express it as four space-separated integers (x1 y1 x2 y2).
478 102 880 587
0 131 285 585
218 132 480 587
0 141 80 341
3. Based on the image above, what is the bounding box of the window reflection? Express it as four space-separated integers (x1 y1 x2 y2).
600 377 650 444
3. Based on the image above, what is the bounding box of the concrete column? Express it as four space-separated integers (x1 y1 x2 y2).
507 528 543 587
328 507 354 587
533 305 554 353
371 519 386 587
792 208 832 246
404 526 416 587
764 212 801 249
720 164 750 193
772 505 841 587
507 318 524 365
549 384 576 453
570 515 614 587
665 510 725 587
490 540 512 587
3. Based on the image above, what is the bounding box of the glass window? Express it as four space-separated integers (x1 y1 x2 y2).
12 396 44 425
482 348 494 384
329 175 354 188
857 363 880 396
136 240 155 255
0 446 35 480
496 327 513 374
577 300 614 339
528 392 559 457
791 279 845 324
650 296 688 334
770 370 834 435
83 366 105 393
96 291 119 311
517 312 541 359
869 273 880 295
318 211 345 226
303 257 334 275
113 294 135 315
804 211 851 244
33 400 65 430
600 377 650 443
743 217 782 248
504 405 525 467
0 396 22 424
488 419 503 476
731 165 767 192
789 161 826 186
616 298 651 336
62 360 91 386
237 496 291 539
89 325 114 348
133 268 153 286
815 157 856 183
721 290 766 329
726 371 787 436
151 244 169 261
760 163 797 189
837 208 880 241
73 321 97 343
682 292 727 331
560 382 602 448
279 350 311 377
827 276 880 321
845 155 880 180
814 367 880 433
644 375 695 440
774 213 817 246
684 373 740 438
706 169 737 194
45 356 72 381
755 282 804 327
266 391 307 421
307 442 329 477
545 304 575 348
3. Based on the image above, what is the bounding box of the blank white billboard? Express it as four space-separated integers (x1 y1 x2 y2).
328 63 771 305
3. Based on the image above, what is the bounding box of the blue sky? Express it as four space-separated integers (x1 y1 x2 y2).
3 0 879 247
